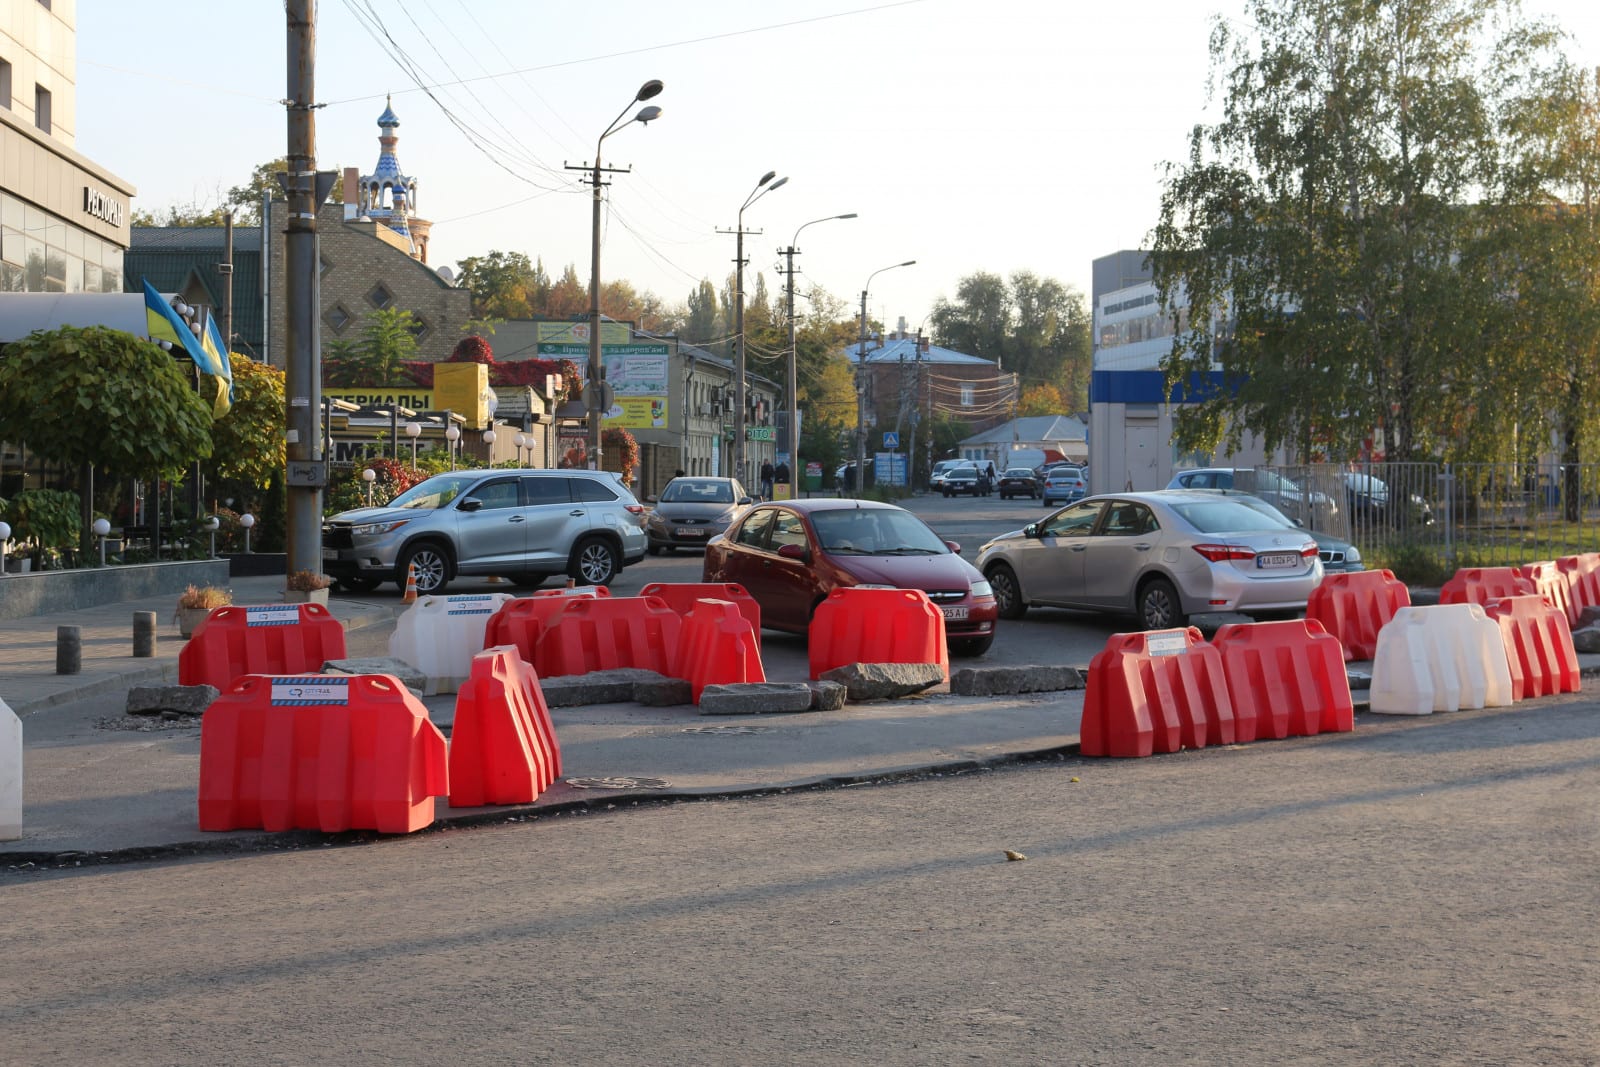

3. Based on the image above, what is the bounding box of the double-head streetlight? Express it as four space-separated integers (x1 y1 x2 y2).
782 213 856 497
585 79 664 471
732 170 787 485
855 260 916 494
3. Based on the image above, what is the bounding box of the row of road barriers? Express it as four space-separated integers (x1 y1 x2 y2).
1083 554 1597 757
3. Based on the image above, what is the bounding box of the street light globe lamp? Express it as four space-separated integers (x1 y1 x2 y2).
361 467 377 506
405 420 422 465
239 513 255 554
587 79 666 472
446 424 461 470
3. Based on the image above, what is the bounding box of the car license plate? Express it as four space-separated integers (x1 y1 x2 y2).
1256 553 1299 569
941 606 969 620
321 547 337 560
675 527 705 538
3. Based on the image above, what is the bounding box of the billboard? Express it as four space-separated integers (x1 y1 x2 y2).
541 339 671 431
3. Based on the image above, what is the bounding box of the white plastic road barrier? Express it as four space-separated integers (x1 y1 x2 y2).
1368 604 1515 715
1 695 20 841
388 592 515 695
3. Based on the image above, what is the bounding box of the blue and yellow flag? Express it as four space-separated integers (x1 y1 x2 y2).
143 279 233 416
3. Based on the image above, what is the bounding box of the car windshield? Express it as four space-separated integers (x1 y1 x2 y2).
660 479 735 504
811 508 949 556
385 474 477 510
1169 498 1292 533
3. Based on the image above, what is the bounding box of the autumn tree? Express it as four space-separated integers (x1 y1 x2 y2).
929 270 1091 409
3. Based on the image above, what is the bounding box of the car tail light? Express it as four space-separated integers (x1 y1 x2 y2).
1192 543 1256 562
625 504 645 515
1300 542 1318 558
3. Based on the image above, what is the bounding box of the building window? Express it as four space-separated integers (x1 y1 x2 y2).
33 85 49 134
407 315 430 341
0 60 11 109
324 304 352 333
366 283 393 309
961 383 975 407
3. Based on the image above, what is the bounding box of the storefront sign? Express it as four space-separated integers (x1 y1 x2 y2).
83 186 123 227
323 389 434 409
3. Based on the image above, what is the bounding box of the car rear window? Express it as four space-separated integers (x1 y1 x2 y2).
1170 499 1288 533
573 478 620 503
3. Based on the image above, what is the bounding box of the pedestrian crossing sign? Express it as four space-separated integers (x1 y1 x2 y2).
882 432 900 449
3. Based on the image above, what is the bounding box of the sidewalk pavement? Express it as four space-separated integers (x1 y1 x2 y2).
3 580 1595 867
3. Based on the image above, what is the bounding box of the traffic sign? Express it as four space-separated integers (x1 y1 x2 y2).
882 431 900 449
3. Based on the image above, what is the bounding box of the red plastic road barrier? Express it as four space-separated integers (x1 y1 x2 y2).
1081 628 1234 758
1556 554 1600 619
640 582 762 649
449 646 562 807
1520 562 1577 627
482 587 609 662
179 603 348 691
674 598 766 702
1305 569 1412 662
1439 567 1536 608
1211 619 1354 741
533 595 683 678
808 587 949 681
1484 595 1582 701
198 673 447 833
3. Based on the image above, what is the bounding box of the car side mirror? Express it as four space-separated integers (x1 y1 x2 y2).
1023 523 1040 538
944 540 962 555
457 497 483 512
777 543 808 562
738 496 753 505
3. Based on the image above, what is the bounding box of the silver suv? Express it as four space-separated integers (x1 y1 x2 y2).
323 468 647 595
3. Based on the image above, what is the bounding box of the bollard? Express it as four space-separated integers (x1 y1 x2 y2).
56 625 82 674
132 611 157 658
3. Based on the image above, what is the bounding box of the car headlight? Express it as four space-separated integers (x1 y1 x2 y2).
349 519 409 537
1345 545 1361 564
970 580 993 598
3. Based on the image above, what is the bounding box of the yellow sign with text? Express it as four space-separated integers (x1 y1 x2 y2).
324 389 435 409
607 396 669 429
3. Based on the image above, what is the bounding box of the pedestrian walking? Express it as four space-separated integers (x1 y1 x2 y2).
760 460 775 501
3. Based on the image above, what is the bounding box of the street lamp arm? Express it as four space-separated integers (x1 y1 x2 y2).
789 212 858 253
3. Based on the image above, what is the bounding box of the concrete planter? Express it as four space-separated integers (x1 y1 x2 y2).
0 559 231 622
284 587 330 606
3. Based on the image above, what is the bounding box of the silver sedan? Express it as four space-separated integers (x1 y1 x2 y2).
974 490 1324 630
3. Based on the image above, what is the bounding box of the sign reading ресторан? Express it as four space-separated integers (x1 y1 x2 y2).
83 186 123 227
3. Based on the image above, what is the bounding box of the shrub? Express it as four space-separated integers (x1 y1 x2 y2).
177 584 232 609
286 569 333 591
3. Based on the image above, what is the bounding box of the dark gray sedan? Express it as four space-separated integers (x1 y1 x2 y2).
645 477 753 554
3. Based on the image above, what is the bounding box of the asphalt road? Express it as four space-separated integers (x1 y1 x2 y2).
4 694 1597 1064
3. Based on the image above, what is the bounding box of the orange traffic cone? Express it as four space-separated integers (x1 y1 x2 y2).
402 562 419 604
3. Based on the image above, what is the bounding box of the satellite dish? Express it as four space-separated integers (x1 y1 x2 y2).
435 265 456 284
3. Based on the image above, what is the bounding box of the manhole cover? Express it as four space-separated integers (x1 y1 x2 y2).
681 725 775 735
564 776 670 791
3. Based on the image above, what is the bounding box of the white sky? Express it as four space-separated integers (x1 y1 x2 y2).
74 0 1600 332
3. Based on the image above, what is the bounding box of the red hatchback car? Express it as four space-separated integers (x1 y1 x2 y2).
703 499 1000 656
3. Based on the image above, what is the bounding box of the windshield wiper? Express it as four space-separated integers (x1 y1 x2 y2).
825 545 868 554
877 547 941 555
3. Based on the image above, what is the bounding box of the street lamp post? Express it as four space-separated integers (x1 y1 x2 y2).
446 424 461 470
581 79 663 472
729 170 788 486
404 420 421 466
783 213 856 498
361 467 376 506
855 260 916 495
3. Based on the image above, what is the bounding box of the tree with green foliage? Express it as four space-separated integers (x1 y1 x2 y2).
0 326 212 480
324 307 421 386
206 356 285 488
929 270 1092 409
455 250 549 319
1149 0 1561 464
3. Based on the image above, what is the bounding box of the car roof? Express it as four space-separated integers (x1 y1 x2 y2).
755 498 906 514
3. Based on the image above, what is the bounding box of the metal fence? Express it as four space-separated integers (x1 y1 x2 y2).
1248 462 1600 569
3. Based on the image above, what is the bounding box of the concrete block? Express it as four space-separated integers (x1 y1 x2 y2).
1571 625 1600 655
699 682 815 716
321 656 428 692
949 665 1084 697
542 668 668 707
126 685 220 718
1 696 18 841
819 662 944 701
808 680 847 711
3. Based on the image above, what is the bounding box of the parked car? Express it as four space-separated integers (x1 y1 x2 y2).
975 490 1323 630
998 466 1040 499
1154 489 1364 572
322 468 647 595
1342 471 1434 528
645 477 753 554
703 499 1000 655
1166 467 1338 526
941 467 988 497
928 459 966 492
1040 466 1088 506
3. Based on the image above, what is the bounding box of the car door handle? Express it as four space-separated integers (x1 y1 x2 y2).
570 509 584 517
1069 544 1087 552
1133 542 1151 551
508 515 526 523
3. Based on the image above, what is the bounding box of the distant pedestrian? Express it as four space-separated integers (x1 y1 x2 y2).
760 460 775 501
842 463 856 495
775 461 791 487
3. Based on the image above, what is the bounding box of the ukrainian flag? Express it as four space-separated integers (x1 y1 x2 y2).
143 279 233 416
